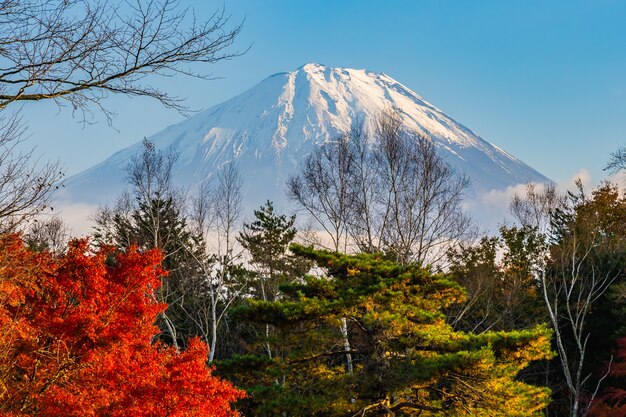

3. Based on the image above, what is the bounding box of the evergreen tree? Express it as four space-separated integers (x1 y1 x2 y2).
237 201 310 359
134 196 206 347
221 246 553 416
95 194 205 348
238 200 307 302
92 141 207 350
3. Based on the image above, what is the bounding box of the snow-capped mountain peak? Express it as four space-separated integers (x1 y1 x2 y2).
62 63 549 217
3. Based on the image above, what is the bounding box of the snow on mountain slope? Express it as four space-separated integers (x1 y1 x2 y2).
61 63 550 221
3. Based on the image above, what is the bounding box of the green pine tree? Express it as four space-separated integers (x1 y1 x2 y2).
236 201 310 360
221 246 553 417
238 200 308 302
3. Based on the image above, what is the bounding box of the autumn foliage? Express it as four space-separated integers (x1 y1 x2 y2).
0 234 243 416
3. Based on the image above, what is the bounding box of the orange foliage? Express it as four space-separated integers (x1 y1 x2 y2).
0 234 244 416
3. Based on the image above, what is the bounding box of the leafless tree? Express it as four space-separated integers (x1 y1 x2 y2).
0 113 63 231
184 162 246 362
95 145 247 360
213 163 243 257
0 0 242 120
510 182 564 235
605 146 626 175
286 136 357 372
131 140 184 350
23 216 69 255
91 191 135 248
548 209 619 416
124 138 186 255
127 139 178 205
369 110 472 265
287 133 355 253
119 143 188 281
287 110 474 376
344 120 379 253
290 109 473 266
93 139 186 349
0 0 241 232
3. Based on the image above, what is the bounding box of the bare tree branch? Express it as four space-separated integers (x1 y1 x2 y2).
0 112 63 231
288 109 474 266
0 0 244 122
605 146 626 175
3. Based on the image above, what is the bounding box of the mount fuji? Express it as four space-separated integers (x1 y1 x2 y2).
60 63 549 224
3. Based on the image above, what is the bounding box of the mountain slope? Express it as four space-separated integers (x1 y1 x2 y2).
62 63 549 214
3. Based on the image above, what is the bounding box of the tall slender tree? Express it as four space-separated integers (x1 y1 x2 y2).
546 184 626 417
512 181 626 417
184 162 248 362
238 201 309 359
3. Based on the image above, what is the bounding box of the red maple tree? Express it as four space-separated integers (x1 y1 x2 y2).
0 234 244 416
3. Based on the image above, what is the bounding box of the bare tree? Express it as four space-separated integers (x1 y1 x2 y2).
184 162 246 362
287 111 474 377
176 237 246 362
93 139 187 349
91 191 136 248
287 133 355 253
127 139 178 205
286 136 357 372
290 109 473 265
95 146 247 361
124 138 186 254
0 113 63 231
0 0 242 120
0 0 241 231
213 163 243 257
343 119 379 253
23 216 69 255
369 110 472 265
510 182 564 235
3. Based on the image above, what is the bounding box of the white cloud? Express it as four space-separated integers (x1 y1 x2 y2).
563 169 592 191
605 170 626 191
54 201 98 237
465 183 536 233
468 168 598 234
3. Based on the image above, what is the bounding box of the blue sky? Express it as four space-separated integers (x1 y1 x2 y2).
23 0 626 186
